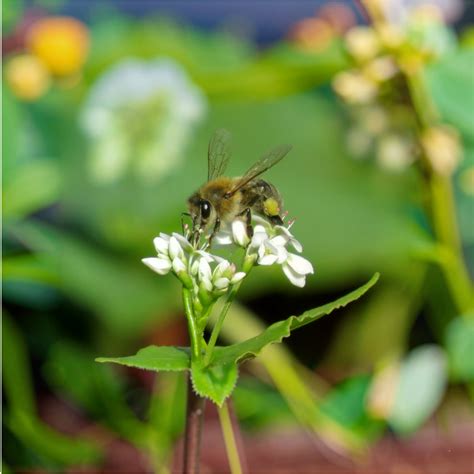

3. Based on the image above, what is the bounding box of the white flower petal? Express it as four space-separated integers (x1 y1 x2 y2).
213 260 230 280
213 232 233 246
258 254 278 266
153 236 169 255
286 253 314 276
271 235 287 247
231 272 246 284
195 250 215 262
172 232 193 252
198 258 212 281
232 220 250 247
201 278 213 292
214 277 230 290
282 263 307 287
290 239 303 253
142 257 172 275
275 246 289 264
168 236 184 260
190 258 200 276
172 257 186 274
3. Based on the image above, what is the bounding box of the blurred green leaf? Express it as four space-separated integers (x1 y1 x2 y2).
3 313 36 416
97 345 190 371
211 273 379 367
9 221 178 336
389 345 447 435
320 375 384 441
3 254 60 286
84 18 347 101
191 360 238 406
233 378 292 429
6 411 101 467
2 87 23 181
2 461 12 474
445 316 474 382
3 316 102 467
3 160 61 219
148 373 186 446
45 341 147 443
425 48 474 139
2 0 23 34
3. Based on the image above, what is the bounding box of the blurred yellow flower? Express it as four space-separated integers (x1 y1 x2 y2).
364 56 398 82
27 16 89 76
333 70 378 104
345 26 380 62
422 126 461 176
5 54 51 101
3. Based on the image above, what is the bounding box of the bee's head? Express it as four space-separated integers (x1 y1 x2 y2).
188 193 215 231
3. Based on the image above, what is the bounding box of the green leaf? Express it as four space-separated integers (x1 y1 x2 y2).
425 49 474 139
389 345 447 435
6 410 101 466
211 273 379 367
191 360 238 407
45 341 147 444
8 221 176 336
96 345 190 371
445 316 474 382
2 312 36 416
3 160 61 219
3 254 60 286
320 375 384 441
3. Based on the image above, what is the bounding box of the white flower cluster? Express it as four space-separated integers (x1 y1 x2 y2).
143 217 314 309
218 217 314 288
80 58 206 183
142 232 245 306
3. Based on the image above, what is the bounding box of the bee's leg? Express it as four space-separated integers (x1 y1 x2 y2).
239 208 253 238
269 215 284 226
207 217 220 248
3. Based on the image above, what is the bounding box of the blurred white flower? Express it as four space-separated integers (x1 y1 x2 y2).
333 71 378 105
80 58 206 183
376 133 414 172
381 0 462 27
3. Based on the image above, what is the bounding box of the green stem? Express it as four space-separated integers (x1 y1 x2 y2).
218 402 243 474
182 288 201 360
406 71 474 313
204 285 240 366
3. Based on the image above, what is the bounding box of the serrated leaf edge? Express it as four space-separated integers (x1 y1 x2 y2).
211 272 380 367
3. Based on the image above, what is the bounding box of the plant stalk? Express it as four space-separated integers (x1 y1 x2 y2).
182 376 206 474
182 288 201 360
218 401 244 474
205 284 240 366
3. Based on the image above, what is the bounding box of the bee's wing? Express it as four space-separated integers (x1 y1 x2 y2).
208 128 232 181
226 143 292 197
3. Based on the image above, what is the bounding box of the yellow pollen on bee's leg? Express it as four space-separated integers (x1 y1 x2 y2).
264 198 280 217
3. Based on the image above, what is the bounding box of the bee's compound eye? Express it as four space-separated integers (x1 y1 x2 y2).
200 200 211 219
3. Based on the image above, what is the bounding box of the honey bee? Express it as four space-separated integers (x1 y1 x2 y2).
187 129 292 245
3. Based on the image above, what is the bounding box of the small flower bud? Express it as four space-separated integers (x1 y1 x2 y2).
333 71 378 104
345 27 380 62
422 126 461 176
